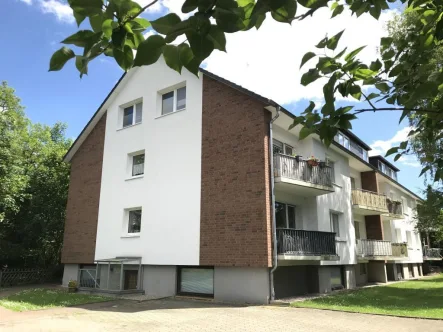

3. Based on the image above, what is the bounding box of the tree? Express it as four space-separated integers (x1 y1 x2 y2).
49 0 443 182
416 186 443 247
0 82 72 267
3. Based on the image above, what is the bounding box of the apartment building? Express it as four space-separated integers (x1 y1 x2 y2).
61 58 424 303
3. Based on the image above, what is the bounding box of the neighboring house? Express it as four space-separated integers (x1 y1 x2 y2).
61 59 424 303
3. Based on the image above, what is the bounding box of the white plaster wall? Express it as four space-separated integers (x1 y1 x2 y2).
95 58 202 265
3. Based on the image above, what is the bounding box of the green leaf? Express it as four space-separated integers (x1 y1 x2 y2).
182 0 198 13
133 35 166 67
350 85 361 100
133 18 151 29
187 31 214 61
394 153 401 162
151 13 182 35
271 0 297 23
399 141 408 150
73 11 86 27
49 47 75 72
305 101 316 113
300 52 316 68
423 32 434 47
112 27 127 50
75 55 88 77
369 59 382 71
68 0 103 16
301 69 321 86
316 37 328 48
214 7 245 32
436 19 443 40
207 25 226 51
114 45 134 71
178 43 199 76
326 30 344 50
380 37 393 47
366 92 379 100
344 46 366 62
334 47 347 59
369 4 381 19
163 45 182 73
331 4 344 17
102 19 116 39
419 165 431 177
89 13 103 32
388 64 403 77
299 127 314 140
61 30 95 47
375 82 390 93
385 147 399 157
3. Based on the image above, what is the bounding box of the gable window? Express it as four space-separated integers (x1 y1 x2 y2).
162 86 186 115
275 202 298 229
122 102 142 128
330 212 340 237
132 154 145 176
128 209 142 233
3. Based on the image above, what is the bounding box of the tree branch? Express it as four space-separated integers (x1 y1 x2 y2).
130 0 160 20
353 108 441 115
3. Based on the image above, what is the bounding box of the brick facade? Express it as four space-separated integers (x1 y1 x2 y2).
61 114 107 264
199 75 272 268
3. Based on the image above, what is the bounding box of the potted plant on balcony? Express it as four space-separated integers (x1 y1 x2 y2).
307 156 319 167
68 280 78 293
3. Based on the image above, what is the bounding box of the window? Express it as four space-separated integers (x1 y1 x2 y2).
178 267 214 296
128 209 142 233
350 177 356 189
284 144 294 156
354 221 360 242
359 263 367 275
343 137 350 149
273 139 284 154
330 212 340 237
132 154 145 176
162 86 186 115
326 158 335 183
122 102 142 128
275 202 298 229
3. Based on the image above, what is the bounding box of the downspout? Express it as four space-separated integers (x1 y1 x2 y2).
269 105 280 302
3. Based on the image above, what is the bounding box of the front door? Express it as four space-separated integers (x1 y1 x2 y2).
124 270 138 290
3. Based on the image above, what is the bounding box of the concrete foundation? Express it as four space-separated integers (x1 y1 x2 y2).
419 264 423 276
368 261 387 283
356 263 368 286
344 265 356 289
143 266 176 297
214 267 269 304
318 266 333 294
62 264 79 287
412 264 419 278
402 264 409 279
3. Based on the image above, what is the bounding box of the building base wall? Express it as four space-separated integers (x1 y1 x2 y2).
419 264 423 276
62 264 79 287
318 266 333 293
402 264 409 279
344 265 356 289
214 267 269 304
412 264 419 278
368 261 387 283
273 266 319 299
143 265 176 297
356 264 368 286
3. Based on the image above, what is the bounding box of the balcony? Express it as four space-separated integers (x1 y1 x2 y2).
423 247 442 260
383 199 404 220
277 229 339 262
273 154 334 196
352 189 388 215
357 239 408 260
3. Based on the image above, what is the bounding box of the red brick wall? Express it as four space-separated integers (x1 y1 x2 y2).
199 75 272 267
61 114 107 264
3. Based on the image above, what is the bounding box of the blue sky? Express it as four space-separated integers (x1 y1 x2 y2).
3 0 424 196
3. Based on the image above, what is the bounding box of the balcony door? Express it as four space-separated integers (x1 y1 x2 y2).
275 202 300 229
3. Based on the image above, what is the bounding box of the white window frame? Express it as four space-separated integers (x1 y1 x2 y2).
132 153 145 177
120 101 143 129
330 211 341 237
275 202 298 229
273 139 294 156
126 150 145 180
122 207 142 237
161 86 186 115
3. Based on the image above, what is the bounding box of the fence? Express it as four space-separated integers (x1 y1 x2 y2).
273 154 333 188
357 239 392 256
351 189 388 211
0 268 52 287
277 229 337 256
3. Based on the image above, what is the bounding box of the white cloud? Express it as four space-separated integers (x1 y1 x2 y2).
202 7 397 105
369 126 420 168
38 0 74 24
18 0 33 5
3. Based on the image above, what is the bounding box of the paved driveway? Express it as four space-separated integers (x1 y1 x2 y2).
1 298 443 332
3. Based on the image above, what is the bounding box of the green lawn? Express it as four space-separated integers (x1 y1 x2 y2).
0 288 111 312
291 274 443 319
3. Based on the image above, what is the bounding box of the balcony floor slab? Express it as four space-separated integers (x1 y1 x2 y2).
275 178 334 197
278 254 340 266
352 205 388 216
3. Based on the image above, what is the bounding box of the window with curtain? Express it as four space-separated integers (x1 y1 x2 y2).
128 209 141 233
132 154 145 176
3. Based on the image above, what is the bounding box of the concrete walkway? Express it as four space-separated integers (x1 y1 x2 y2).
1 298 443 332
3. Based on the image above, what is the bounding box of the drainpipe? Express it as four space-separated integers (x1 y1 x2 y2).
269 105 280 302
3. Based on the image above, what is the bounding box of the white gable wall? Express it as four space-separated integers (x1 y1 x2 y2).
95 58 203 265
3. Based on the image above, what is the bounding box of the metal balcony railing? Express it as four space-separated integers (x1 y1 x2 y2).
357 239 408 257
352 189 388 211
277 229 337 256
273 154 333 188
423 247 442 259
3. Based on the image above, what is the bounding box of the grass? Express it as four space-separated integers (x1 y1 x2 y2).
291 274 443 319
0 288 111 312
